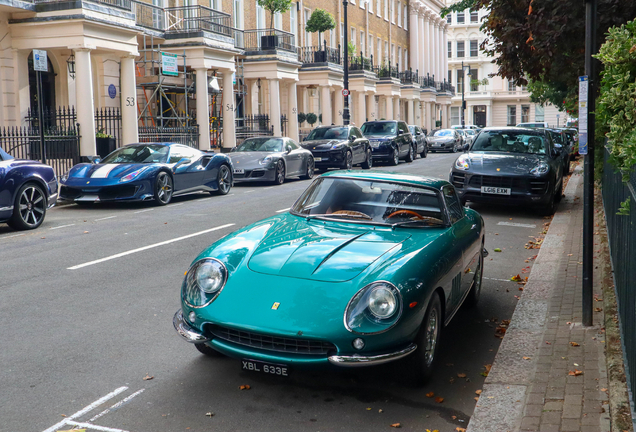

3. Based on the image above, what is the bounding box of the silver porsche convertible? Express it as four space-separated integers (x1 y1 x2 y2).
229 137 315 185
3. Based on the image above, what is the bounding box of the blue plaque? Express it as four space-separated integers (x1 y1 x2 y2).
108 84 117 99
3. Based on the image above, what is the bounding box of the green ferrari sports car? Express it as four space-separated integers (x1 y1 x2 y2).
174 171 486 384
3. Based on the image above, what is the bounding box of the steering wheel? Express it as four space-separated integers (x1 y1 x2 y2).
387 210 425 219
331 210 372 219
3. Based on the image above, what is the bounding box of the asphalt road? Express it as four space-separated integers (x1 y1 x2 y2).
0 151 553 432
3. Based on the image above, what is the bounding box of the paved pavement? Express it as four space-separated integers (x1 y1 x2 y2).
468 165 612 432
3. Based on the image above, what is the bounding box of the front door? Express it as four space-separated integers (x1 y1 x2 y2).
473 106 487 128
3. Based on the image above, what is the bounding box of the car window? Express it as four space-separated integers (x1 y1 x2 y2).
471 130 547 155
353 128 363 139
361 122 397 136
307 127 348 140
433 129 453 137
399 122 409 133
236 138 284 152
102 145 170 164
287 140 299 150
443 185 464 224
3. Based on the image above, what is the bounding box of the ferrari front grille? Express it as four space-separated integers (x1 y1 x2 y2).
207 324 336 355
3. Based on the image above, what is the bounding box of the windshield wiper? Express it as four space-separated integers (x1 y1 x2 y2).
305 213 372 220
390 218 446 229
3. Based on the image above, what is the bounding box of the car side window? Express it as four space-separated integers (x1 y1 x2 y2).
353 128 363 139
286 139 298 150
443 185 464 224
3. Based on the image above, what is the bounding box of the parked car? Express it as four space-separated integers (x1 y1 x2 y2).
544 128 572 174
452 125 481 132
301 125 372 170
360 120 414 165
59 143 232 206
173 170 486 385
229 137 314 185
559 128 579 156
449 127 564 215
0 147 58 230
516 122 549 128
427 129 462 153
460 129 477 148
408 125 428 158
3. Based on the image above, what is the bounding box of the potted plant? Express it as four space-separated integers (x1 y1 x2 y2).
305 9 336 63
95 129 116 158
306 112 317 127
257 0 293 49
297 112 306 126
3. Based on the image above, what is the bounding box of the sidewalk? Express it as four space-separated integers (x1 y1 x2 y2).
467 165 612 432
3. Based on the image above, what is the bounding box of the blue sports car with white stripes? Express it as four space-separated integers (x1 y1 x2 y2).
59 143 233 206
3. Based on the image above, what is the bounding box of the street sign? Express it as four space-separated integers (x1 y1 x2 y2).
33 50 47 72
161 52 178 77
342 89 349 96
578 76 589 155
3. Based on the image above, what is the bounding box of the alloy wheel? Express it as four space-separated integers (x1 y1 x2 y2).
275 161 285 185
345 151 353 170
306 158 315 178
155 173 173 205
17 185 45 228
217 165 231 194
423 308 439 366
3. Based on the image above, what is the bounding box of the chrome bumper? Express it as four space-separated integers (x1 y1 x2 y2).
173 310 210 343
327 343 417 367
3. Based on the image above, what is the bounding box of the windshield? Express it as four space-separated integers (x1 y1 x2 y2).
471 131 548 155
236 138 284 152
101 145 169 164
549 131 565 145
432 129 453 137
291 177 446 226
465 130 476 136
361 122 397 137
306 127 349 141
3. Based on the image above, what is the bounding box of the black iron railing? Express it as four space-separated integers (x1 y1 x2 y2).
165 5 233 37
244 29 296 53
399 69 419 85
34 0 131 10
233 28 245 49
235 114 273 138
133 0 165 31
602 147 636 413
348 54 374 72
377 62 399 79
138 125 199 148
298 42 341 65
436 80 454 93
419 74 436 88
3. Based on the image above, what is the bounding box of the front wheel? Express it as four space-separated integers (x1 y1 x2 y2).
214 164 232 195
452 144 458 153
301 157 315 179
8 183 47 230
274 160 286 185
361 149 373 169
406 293 443 386
420 144 428 158
343 151 353 170
388 147 399 166
465 243 484 307
153 172 173 205
405 145 415 163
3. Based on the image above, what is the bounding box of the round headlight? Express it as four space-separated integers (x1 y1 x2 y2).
195 259 226 293
368 286 397 318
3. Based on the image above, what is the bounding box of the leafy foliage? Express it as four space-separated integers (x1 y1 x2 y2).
257 0 293 30
305 9 336 41
306 112 317 126
347 40 357 56
297 112 306 124
617 197 631 216
595 18 636 183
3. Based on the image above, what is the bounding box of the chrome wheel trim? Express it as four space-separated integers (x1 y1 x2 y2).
424 307 439 367
18 186 45 226
393 148 399 165
276 161 285 184
367 150 373 168
345 151 353 170
218 165 231 193
156 173 173 203
307 158 315 178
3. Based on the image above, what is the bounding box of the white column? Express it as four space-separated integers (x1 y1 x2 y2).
334 87 343 124
393 97 399 120
418 12 426 75
356 91 366 126
439 25 444 80
443 26 449 83
407 99 415 124
120 55 138 145
287 81 299 141
195 68 210 150
420 101 425 128
320 85 332 125
366 93 374 121
250 80 259 115
222 71 236 150
409 4 419 74
386 96 394 119
433 22 439 81
74 48 96 157
427 16 434 78
269 78 282 136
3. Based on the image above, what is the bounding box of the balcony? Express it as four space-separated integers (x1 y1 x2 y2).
164 5 233 38
34 0 131 11
243 28 296 54
419 74 436 89
377 62 399 80
399 69 419 86
348 53 375 73
298 43 341 65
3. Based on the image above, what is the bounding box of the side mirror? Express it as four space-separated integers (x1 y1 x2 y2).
286 147 292 154
349 135 355 143
173 157 189 170
397 130 403 135
87 156 101 164
230 147 237 152
463 144 470 151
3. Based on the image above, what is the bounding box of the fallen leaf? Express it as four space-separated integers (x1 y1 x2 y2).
457 373 467 378
83 231 89 234
143 374 154 380
456 428 467 432
494 248 502 252
601 388 608 392
519 287 524 291
511 274 522 282
474 397 479 401
390 423 401 428
366 407 372 410
426 392 435 398
484 364 492 373
568 369 583 376
570 342 580 347
567 321 572 325
452 415 457 420
595 308 602 312
523 356 531 360
475 389 482 395
41 237 46 239
379 409 384 413
239 384 251 390
435 396 444 403
546 341 552 345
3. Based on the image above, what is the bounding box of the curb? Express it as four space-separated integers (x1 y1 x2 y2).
467 166 586 432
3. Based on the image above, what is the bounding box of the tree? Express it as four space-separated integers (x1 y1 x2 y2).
257 0 293 32
306 112 318 126
305 9 336 47
297 112 306 124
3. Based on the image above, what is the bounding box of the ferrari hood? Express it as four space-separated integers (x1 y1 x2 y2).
301 139 344 150
67 163 151 179
248 218 410 282
466 152 548 175
229 152 280 168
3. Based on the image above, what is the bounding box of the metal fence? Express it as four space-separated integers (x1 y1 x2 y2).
348 54 374 72
602 147 636 414
138 126 199 148
133 0 165 31
298 43 341 65
0 125 80 179
244 29 296 53
165 5 233 37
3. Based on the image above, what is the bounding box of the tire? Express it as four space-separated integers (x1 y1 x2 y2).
343 151 353 170
407 293 443 386
274 160 286 185
301 157 315 179
153 172 173 205
214 164 232 195
564 156 571 175
465 243 484 307
452 143 458 153
538 188 557 216
555 179 564 203
405 145 415 163
420 144 428 158
194 343 224 357
388 146 399 166
361 149 373 169
8 183 47 230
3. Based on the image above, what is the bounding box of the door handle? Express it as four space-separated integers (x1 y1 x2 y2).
471 224 477 229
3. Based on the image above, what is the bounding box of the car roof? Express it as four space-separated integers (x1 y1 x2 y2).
319 170 450 189
479 126 547 135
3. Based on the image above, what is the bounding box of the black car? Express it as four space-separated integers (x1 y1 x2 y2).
360 120 414 165
545 128 572 174
428 129 462 152
408 125 428 158
301 125 372 170
449 127 564 215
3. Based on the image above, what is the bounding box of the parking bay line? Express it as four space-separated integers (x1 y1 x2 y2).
133 208 154 214
95 216 117 221
50 224 76 230
67 223 235 270
496 222 537 228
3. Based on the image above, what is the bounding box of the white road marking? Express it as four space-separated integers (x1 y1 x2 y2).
67 223 235 270
276 208 290 213
170 203 184 207
244 190 255 194
133 209 154 214
263 187 275 190
88 389 145 422
42 386 128 432
200 197 212 201
5 233 25 238
65 421 128 432
221 193 235 197
497 222 537 228
95 216 117 221
50 224 76 230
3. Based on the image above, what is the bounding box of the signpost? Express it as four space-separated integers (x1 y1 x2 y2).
33 49 47 164
578 76 589 156
161 52 178 77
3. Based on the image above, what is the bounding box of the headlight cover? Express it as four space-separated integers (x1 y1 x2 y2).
530 162 550 176
120 167 147 182
60 171 70 183
259 156 274 165
455 154 470 170
182 258 228 308
345 281 402 334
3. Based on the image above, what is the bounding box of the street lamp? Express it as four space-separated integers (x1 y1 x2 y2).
460 61 471 127
342 0 350 125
